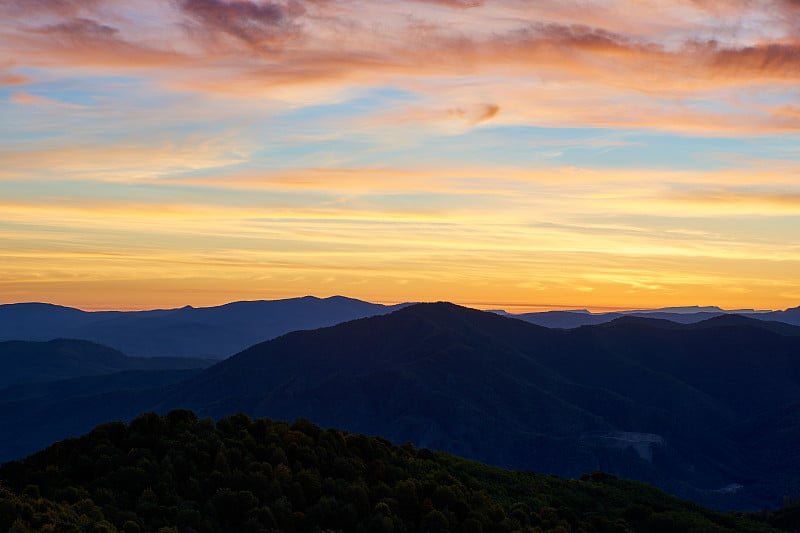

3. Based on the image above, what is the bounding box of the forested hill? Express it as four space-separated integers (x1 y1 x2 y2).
0 411 787 533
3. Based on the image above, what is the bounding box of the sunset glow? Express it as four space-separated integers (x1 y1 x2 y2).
2 0 799 311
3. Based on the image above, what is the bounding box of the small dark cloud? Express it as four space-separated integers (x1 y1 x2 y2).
176 0 304 50
476 103 499 122
532 23 632 51
22 16 185 67
29 17 120 46
447 103 500 124
414 0 484 8
485 22 644 60
35 17 118 38
701 40 800 77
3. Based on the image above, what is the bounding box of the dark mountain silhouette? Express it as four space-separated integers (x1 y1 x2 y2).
0 339 212 388
153 303 800 510
0 296 406 358
0 411 782 533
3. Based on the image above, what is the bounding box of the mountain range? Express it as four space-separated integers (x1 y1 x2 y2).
2 295 798 360
2 302 800 511
0 296 405 359
496 305 800 329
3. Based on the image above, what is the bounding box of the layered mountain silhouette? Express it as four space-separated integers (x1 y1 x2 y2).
3 302 800 511
504 305 800 329
0 296 405 359
3 296 795 358
155 303 800 510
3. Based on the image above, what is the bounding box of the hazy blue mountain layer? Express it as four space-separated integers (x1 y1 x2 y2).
0 296 406 358
504 305 800 329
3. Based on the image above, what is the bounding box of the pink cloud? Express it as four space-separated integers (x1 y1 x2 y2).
1 0 798 134
10 16 187 68
414 0 484 8
0 0 101 16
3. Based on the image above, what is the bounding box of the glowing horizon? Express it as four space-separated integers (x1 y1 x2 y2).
2 0 799 311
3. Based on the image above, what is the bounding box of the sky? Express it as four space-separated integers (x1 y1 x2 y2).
1 0 799 312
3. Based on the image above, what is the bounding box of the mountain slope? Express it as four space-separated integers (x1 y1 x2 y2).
156 303 800 509
0 369 203 463
0 411 782 533
0 339 211 388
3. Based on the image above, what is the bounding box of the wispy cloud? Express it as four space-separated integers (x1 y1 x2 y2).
0 136 249 181
10 90 82 107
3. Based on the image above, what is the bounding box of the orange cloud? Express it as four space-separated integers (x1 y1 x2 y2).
0 137 249 181
669 189 800 214
10 91 81 107
0 69 31 85
449 103 499 124
0 2 795 87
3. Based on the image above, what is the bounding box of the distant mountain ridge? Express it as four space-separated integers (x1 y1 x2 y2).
501 304 800 328
2 297 796 357
0 296 407 359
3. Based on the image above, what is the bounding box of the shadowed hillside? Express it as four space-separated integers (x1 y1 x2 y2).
0 339 211 388
0 411 783 533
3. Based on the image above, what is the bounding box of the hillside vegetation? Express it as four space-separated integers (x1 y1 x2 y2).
0 411 784 533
